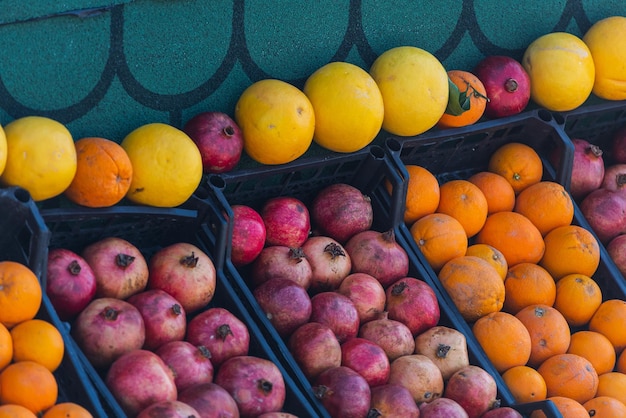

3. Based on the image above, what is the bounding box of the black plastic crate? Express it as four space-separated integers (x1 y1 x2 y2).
208 145 560 418
0 186 110 417
39 188 321 418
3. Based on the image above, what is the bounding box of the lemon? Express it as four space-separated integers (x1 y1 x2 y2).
0 125 6 176
0 116 76 201
235 79 315 165
583 16 626 100
522 32 595 111
369 46 449 137
303 61 384 153
121 123 202 207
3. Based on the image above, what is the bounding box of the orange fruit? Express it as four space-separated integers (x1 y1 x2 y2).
64 137 133 208
472 311 531 373
0 261 42 329
503 263 556 315
515 304 571 368
589 299 626 354
475 211 545 267
538 353 599 404
567 330 615 376
438 255 505 323
0 323 12 371
487 142 543 194
0 404 38 418
409 213 468 272
400 165 440 224
502 365 547 403
0 361 58 414
41 402 93 418
553 274 602 327
618 349 626 374
10 319 65 372
583 396 626 417
465 243 507 280
437 70 488 128
513 181 574 236
539 225 600 280
467 171 516 214
596 372 626 406
530 396 589 418
436 179 488 238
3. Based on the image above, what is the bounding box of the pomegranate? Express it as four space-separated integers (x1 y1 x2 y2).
309 291 360 343
473 55 531 118
444 365 499 418
601 163 626 193
177 382 240 418
72 297 145 369
337 272 386 324
105 349 177 417
127 289 187 351
186 307 250 368
414 325 470 380
313 366 371 418
388 354 444 404
252 277 312 337
611 124 626 164
288 322 342 380
230 204 266 267
481 407 524 418
182 111 244 174
419 397 469 418
214 355 286 418
569 138 605 200
148 242 216 314
261 196 311 248
155 340 214 393
257 413 299 418
607 234 626 277
385 277 440 336
249 245 312 289
580 188 626 244
46 248 97 321
81 236 149 300
310 183 373 243
340 337 390 387
344 229 409 288
302 236 351 293
136 400 201 418
369 383 420 418
357 313 415 361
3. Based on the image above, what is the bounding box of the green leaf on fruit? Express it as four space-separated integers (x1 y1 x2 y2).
444 78 471 116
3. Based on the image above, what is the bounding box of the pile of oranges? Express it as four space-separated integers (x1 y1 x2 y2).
403 141 626 416
0 260 92 417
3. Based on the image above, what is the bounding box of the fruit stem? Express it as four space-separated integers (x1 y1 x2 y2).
68 260 82 275
381 229 396 243
465 80 490 102
436 344 451 358
367 409 383 418
288 247 307 263
324 242 346 259
587 144 603 158
223 126 235 137
116 253 136 268
504 78 518 93
170 303 183 316
180 252 199 268
617 173 626 188
216 324 233 341
313 385 332 399
390 281 408 296
101 306 120 321
257 378 273 394
198 345 212 359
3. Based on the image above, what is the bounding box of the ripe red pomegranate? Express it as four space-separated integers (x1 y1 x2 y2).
148 242 216 314
601 163 626 194
105 349 177 417
177 382 239 418
136 400 201 418
481 407 523 418
580 188 626 244
155 340 214 393
388 354 444 404
385 277 440 336
313 366 371 418
419 397 470 418
81 236 149 300
249 245 312 289
344 229 409 288
302 236 351 293
607 234 626 277
214 356 286 418
288 322 342 380
611 125 626 164
358 313 415 361
186 307 250 368
340 337 390 387
230 204 266 267
311 183 373 243
72 297 145 369
444 365 499 418
309 292 360 343
369 383 420 418
127 289 187 351
261 196 311 248
253 277 312 337
182 111 244 174
569 138 605 200
414 325 470 380
46 247 97 321
337 272 386 324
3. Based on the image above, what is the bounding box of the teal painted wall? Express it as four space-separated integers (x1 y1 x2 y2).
0 0 624 146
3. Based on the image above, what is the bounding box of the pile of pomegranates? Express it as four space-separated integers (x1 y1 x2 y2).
230 181 528 418
46 236 293 417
